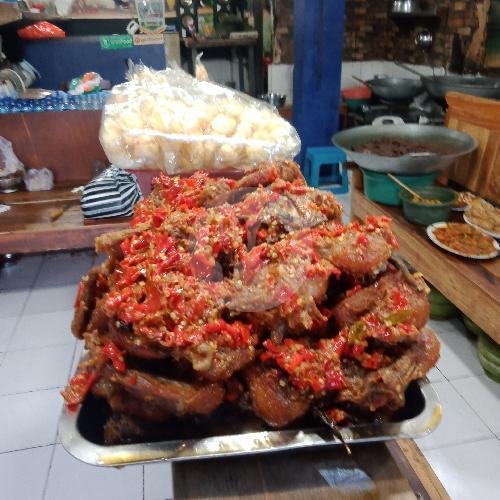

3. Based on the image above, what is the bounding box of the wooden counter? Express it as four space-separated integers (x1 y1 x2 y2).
173 439 449 499
351 184 500 344
0 185 129 254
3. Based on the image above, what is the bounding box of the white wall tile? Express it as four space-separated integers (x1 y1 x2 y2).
424 439 500 500
144 461 174 500
24 284 78 315
268 63 294 104
45 444 143 500
0 316 17 352
0 344 74 395
0 289 30 318
0 445 53 500
35 251 94 287
415 381 492 451
9 310 75 351
0 254 44 291
452 375 500 436
0 389 61 452
429 319 483 380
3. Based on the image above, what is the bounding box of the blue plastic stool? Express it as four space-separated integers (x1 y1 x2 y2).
304 146 349 194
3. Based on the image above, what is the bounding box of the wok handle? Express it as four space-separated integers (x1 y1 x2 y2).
352 75 369 86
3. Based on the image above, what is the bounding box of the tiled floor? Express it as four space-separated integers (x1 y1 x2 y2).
0 249 499 499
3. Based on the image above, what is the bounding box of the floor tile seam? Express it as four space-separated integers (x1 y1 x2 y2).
68 341 80 379
42 443 57 500
6 340 76 354
449 375 500 436
0 443 54 456
418 434 496 453
1 315 23 357
0 385 65 398
2 258 44 353
447 380 498 436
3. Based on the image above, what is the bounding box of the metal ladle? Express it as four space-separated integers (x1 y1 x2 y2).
415 29 433 50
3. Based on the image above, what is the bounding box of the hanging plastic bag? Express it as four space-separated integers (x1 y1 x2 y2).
99 65 300 175
195 52 209 82
17 22 66 40
0 136 24 178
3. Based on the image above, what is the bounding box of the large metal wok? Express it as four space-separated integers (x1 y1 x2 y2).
422 75 500 103
332 123 478 175
395 63 500 103
353 76 424 101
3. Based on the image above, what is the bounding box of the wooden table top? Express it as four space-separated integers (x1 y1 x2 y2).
173 440 449 499
0 185 129 254
351 186 500 343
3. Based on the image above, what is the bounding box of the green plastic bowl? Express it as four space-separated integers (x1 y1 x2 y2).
462 315 486 337
429 286 457 319
361 169 438 206
399 187 457 225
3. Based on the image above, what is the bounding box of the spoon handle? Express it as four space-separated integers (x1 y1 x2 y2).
387 173 423 200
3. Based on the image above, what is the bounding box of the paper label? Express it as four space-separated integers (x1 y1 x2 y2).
133 34 165 46
100 35 134 50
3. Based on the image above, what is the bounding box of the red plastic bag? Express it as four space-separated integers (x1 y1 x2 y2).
17 22 66 40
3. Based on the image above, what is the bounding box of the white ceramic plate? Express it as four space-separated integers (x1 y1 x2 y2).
463 213 500 239
426 222 499 259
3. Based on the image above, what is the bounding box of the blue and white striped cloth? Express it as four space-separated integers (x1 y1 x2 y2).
81 166 142 219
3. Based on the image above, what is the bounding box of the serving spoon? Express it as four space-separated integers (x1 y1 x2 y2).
387 173 425 202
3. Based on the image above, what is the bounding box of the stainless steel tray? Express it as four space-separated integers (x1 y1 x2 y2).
59 379 441 466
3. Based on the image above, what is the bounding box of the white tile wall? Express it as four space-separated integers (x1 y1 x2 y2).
268 63 294 104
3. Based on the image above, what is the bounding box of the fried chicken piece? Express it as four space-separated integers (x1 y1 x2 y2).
175 344 256 382
332 270 430 342
226 222 394 334
245 364 311 427
236 160 305 188
93 366 225 420
72 263 111 339
336 328 440 413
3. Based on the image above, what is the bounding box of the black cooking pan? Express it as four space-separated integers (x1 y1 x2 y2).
352 75 424 102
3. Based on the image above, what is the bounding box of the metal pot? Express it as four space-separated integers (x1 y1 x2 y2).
353 76 423 102
332 122 478 175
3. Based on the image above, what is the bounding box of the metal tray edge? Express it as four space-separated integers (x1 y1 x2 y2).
58 379 441 467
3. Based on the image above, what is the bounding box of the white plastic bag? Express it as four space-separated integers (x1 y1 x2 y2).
99 65 300 174
24 168 54 191
0 137 24 178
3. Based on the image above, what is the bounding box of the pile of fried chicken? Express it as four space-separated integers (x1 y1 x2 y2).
62 161 439 443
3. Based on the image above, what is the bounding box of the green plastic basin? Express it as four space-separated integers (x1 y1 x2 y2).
361 169 438 206
399 186 457 225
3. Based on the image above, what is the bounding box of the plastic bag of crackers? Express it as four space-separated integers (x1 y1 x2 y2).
99 65 300 174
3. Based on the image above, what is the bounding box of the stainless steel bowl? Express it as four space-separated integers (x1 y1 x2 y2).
0 174 23 193
258 93 287 108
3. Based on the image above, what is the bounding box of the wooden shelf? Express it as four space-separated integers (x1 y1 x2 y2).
182 36 258 49
0 185 129 254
